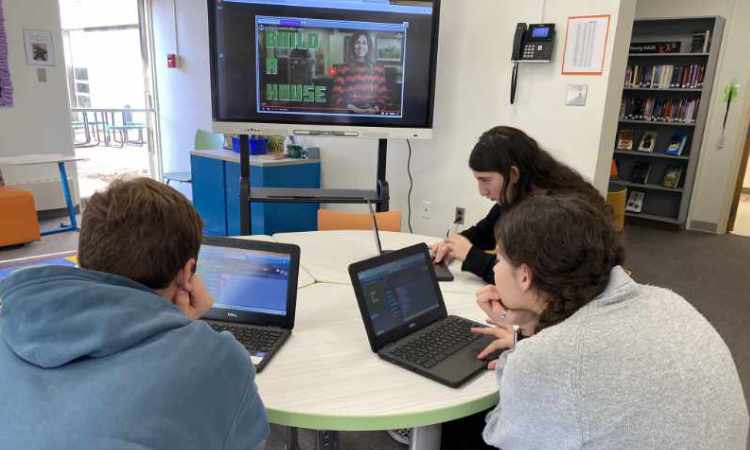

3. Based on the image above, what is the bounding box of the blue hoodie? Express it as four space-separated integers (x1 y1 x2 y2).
0 266 269 450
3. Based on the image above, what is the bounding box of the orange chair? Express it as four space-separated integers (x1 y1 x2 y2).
0 187 41 247
317 208 401 232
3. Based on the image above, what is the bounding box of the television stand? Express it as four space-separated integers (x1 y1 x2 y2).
238 135 390 235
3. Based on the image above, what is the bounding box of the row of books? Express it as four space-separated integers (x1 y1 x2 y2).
629 161 685 189
624 64 705 89
620 97 700 123
623 161 684 188
625 184 680 214
616 129 688 155
627 31 711 55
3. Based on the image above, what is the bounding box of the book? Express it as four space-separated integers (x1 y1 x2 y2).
637 131 658 152
630 161 652 184
665 132 688 155
690 30 711 53
616 129 635 150
610 159 619 179
661 165 684 189
625 191 646 213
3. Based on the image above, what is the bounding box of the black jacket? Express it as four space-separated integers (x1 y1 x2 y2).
460 204 501 284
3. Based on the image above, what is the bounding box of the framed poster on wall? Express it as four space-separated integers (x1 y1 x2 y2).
561 15 611 75
0 0 13 107
24 29 56 66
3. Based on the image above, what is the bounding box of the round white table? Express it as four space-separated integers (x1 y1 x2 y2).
273 230 488 295
255 281 498 449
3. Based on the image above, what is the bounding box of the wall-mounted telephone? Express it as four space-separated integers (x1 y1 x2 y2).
512 23 556 62
510 23 556 104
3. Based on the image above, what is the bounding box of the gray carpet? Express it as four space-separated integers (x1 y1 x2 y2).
1 222 748 449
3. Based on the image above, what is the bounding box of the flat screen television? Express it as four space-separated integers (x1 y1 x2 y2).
208 0 441 139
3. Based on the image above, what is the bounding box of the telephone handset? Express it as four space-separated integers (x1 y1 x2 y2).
511 23 527 61
510 22 556 104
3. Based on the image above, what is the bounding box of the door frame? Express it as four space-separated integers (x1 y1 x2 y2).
727 126 750 232
138 0 164 180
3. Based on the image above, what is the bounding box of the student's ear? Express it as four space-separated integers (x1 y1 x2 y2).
516 263 533 292
176 258 197 292
510 166 521 184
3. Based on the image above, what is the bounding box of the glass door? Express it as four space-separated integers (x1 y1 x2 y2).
59 0 162 198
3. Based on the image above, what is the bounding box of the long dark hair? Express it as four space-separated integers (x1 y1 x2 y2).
495 194 625 332
469 126 606 211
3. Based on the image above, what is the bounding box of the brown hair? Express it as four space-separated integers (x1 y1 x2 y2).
495 194 625 331
469 126 607 213
78 177 203 289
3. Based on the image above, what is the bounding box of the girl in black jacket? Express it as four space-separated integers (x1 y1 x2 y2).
431 126 607 284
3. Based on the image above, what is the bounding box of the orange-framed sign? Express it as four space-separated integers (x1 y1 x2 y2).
561 15 611 75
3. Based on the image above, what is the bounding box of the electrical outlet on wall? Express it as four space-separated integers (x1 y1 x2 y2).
454 207 465 225
421 200 432 220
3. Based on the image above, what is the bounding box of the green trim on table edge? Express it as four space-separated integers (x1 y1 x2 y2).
266 391 499 431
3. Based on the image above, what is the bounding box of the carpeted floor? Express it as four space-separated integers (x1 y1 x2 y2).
1 221 748 449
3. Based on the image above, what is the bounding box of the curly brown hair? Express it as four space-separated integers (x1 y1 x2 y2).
494 194 625 331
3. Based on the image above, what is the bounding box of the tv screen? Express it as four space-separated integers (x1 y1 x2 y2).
208 0 441 138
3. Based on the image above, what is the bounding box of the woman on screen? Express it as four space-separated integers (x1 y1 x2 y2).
332 31 388 114
431 126 607 283
464 194 748 449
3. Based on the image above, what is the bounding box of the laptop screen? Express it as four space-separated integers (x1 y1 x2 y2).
197 244 290 316
355 252 440 336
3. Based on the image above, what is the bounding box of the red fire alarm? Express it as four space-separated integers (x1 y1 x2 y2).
167 53 178 69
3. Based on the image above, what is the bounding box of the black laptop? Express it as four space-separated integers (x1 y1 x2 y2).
366 201 453 282
198 237 300 372
349 243 494 388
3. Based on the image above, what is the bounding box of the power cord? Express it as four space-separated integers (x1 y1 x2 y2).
406 139 414 233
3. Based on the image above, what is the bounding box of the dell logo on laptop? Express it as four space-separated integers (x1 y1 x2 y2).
227 312 238 319
409 322 416 329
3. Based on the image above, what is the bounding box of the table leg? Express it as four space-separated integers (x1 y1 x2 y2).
409 424 441 450
316 430 339 450
286 427 300 450
41 161 79 236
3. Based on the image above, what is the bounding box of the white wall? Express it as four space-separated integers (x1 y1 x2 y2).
321 0 636 238
152 0 636 236
636 0 750 233
0 0 77 210
152 0 213 198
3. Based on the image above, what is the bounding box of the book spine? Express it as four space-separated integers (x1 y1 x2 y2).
703 30 710 53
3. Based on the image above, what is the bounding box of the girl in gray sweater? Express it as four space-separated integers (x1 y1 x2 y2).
471 194 748 450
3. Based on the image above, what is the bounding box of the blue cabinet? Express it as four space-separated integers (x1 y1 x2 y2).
191 150 320 236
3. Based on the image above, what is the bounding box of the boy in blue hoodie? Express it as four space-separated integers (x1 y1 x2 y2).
0 177 269 450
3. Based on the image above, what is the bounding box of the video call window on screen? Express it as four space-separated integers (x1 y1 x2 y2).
256 17 408 119
210 0 438 129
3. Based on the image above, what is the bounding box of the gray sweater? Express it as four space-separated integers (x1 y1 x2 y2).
483 266 749 449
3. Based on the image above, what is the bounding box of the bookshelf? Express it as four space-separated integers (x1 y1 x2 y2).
611 16 724 226
614 150 689 160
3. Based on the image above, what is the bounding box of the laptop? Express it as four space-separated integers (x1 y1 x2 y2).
198 237 300 372
366 201 454 282
349 243 495 388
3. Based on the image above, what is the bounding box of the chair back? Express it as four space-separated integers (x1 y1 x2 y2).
195 129 225 150
317 208 401 232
